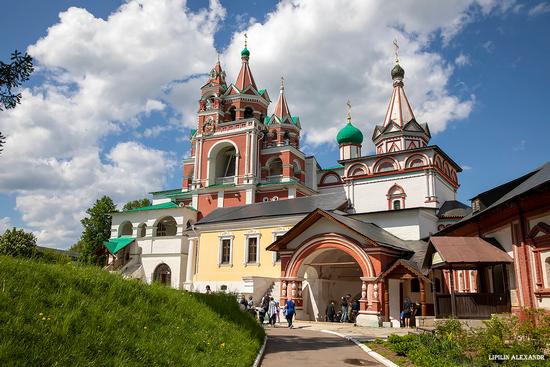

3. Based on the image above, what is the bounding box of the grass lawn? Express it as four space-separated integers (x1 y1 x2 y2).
0 256 264 367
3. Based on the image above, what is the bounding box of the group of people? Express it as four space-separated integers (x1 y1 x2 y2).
326 294 360 323
239 293 296 328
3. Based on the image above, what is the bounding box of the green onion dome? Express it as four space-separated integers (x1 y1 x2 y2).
391 63 405 79
336 122 363 145
241 47 250 58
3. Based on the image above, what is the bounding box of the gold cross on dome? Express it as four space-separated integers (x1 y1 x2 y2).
393 38 400 63
346 100 352 122
244 33 248 48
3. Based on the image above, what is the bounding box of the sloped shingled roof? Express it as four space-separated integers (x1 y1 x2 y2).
196 193 348 225
437 200 471 219
429 236 512 267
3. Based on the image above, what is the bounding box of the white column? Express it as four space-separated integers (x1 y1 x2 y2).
217 191 224 207
184 237 197 291
288 186 296 199
244 131 250 177
250 131 257 178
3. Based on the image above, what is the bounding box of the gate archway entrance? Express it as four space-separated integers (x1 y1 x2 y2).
295 248 364 321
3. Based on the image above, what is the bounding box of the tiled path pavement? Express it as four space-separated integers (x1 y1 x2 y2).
260 326 384 367
259 322 410 366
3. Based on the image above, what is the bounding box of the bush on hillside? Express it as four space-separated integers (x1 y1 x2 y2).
0 256 264 367
0 227 36 257
385 315 550 367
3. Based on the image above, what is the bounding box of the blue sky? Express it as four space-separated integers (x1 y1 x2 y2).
0 0 549 248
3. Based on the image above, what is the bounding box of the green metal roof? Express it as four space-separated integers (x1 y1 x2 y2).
336 122 363 145
258 89 266 94
103 236 134 254
241 47 250 57
149 188 182 195
322 165 344 171
124 202 179 212
190 129 197 140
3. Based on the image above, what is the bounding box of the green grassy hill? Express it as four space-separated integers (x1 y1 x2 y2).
0 256 264 366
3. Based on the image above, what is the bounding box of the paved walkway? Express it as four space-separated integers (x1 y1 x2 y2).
260 325 384 367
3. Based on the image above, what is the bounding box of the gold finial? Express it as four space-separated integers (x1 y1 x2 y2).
280 76 284 92
244 33 248 48
346 100 352 123
393 38 400 64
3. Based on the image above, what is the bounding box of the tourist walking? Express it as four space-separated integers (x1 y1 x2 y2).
268 297 278 327
205 285 211 294
239 295 248 310
340 296 348 323
284 298 296 328
260 293 270 324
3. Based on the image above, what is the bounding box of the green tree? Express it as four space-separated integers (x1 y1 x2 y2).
68 239 86 253
79 196 116 264
122 198 152 211
0 227 37 257
1 50 34 155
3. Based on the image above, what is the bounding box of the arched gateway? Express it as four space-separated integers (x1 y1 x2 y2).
267 209 413 327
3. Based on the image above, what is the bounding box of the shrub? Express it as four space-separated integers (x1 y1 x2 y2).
0 227 37 257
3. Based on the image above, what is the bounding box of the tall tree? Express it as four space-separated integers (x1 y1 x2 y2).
123 198 152 211
0 227 37 258
0 50 34 155
79 196 116 264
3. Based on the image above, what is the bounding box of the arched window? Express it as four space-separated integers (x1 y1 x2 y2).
320 172 342 185
137 223 146 238
411 278 420 292
118 221 133 237
229 106 236 121
376 159 397 173
268 158 283 176
409 159 424 168
153 263 171 286
348 164 367 177
156 216 177 237
215 146 236 179
292 161 301 178
244 107 253 118
387 184 406 210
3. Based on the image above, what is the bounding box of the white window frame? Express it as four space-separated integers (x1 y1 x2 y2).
272 230 287 264
218 234 234 267
244 232 261 266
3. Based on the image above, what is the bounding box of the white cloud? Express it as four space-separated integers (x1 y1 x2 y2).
0 0 224 248
0 0 515 248
0 217 13 233
461 165 472 170
455 52 470 67
528 2 550 16
513 139 526 151
217 0 499 146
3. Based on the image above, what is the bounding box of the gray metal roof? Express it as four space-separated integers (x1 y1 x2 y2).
437 200 471 219
324 211 415 252
462 161 550 222
196 193 348 225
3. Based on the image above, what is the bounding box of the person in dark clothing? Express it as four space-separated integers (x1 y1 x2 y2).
326 301 336 322
400 297 412 327
340 296 349 323
351 299 360 324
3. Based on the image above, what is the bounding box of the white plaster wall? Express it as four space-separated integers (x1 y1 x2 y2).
389 279 401 327
142 255 186 289
349 173 430 213
433 175 456 204
151 197 172 205
304 156 318 191
484 225 516 290
528 213 550 229
350 208 437 241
